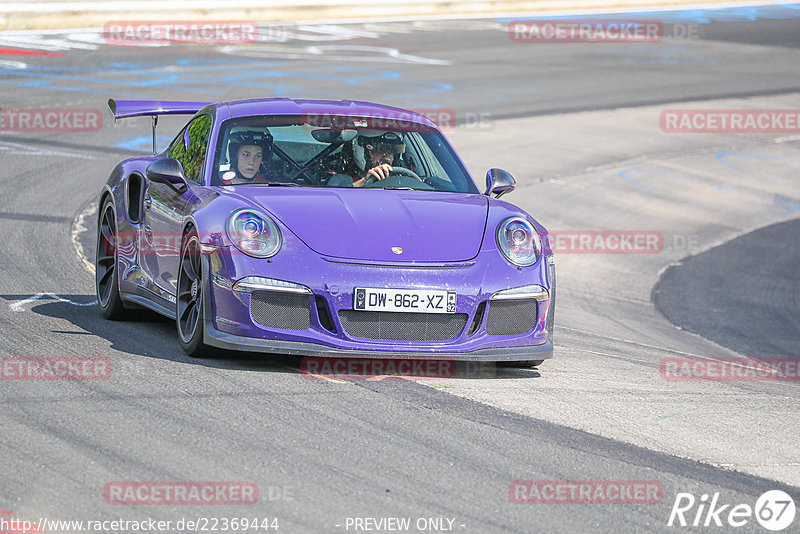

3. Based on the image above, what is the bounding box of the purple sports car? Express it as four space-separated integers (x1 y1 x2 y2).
96 98 555 366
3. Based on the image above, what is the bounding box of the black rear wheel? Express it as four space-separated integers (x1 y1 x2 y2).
96 199 127 319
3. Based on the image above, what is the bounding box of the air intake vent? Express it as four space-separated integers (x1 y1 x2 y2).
315 296 336 333
486 300 538 336
468 301 487 336
338 311 467 341
251 291 311 330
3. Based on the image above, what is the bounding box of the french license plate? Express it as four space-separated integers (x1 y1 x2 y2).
354 288 456 314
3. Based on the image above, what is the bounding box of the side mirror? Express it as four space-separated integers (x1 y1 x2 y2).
146 158 188 193
484 168 516 198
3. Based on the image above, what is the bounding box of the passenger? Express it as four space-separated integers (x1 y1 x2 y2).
221 131 273 185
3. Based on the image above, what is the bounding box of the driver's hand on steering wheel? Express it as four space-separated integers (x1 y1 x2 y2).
366 164 392 181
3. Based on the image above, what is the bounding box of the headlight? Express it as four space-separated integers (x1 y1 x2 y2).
496 217 541 266
226 208 281 258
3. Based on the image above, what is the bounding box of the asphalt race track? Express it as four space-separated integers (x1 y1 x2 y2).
655 218 800 360
1 5 800 533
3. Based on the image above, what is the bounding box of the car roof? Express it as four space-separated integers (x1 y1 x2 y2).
219 98 438 129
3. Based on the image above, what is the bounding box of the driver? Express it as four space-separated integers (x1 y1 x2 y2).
337 131 406 187
221 130 274 185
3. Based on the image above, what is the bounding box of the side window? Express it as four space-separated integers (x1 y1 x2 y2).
168 115 212 184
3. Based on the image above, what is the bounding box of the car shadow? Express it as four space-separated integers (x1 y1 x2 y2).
6 294 541 380
4 293 300 374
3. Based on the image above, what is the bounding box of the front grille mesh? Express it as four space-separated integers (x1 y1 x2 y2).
338 310 467 341
485 299 538 336
250 291 310 330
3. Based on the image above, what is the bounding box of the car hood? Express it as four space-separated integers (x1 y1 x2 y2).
238 188 489 262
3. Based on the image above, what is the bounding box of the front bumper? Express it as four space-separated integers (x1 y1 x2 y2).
200 246 555 361
204 321 553 360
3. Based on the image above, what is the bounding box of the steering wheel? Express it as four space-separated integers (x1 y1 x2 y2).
362 166 426 187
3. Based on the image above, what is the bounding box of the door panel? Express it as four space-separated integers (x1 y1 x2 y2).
144 114 213 297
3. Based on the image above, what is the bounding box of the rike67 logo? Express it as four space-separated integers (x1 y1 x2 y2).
668 490 795 531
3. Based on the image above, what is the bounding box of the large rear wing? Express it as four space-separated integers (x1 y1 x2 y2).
108 99 212 153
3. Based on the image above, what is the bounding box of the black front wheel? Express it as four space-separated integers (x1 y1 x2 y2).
176 232 211 357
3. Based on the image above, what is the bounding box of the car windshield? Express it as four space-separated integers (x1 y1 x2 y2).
211 114 479 193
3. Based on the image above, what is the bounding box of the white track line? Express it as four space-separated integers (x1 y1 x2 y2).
9 292 97 312
72 201 96 275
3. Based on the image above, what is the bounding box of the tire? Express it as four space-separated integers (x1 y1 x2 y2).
176 231 211 357
96 198 128 320
498 359 544 369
